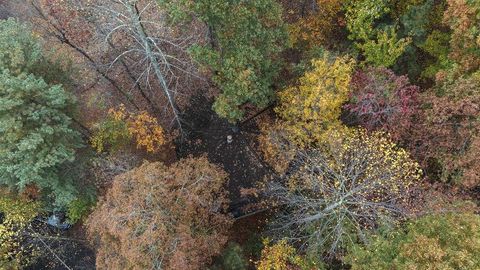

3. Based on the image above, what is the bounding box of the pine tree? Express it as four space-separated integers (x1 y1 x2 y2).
0 19 82 207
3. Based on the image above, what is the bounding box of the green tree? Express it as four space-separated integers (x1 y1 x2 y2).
419 30 453 79
0 18 42 76
0 71 82 207
359 27 411 68
394 0 451 80
346 213 480 270
0 19 82 207
0 18 73 87
158 0 287 122
345 0 411 68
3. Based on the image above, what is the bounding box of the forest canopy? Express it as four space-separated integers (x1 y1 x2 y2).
0 0 479 269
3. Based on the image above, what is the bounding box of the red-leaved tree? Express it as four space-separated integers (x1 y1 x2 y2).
345 67 420 140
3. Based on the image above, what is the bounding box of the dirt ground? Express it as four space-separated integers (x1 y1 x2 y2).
176 95 275 217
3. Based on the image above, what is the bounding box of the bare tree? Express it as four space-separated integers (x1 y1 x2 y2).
264 129 421 258
89 0 203 132
8 0 204 132
17 0 141 111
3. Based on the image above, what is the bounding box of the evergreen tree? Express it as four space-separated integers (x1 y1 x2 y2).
0 19 82 207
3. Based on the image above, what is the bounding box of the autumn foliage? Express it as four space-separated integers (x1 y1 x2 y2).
257 118 296 174
444 0 480 73
409 74 480 187
275 54 355 147
256 239 323 270
266 128 421 257
2 0 480 269
345 67 419 140
289 0 344 49
0 191 41 268
91 105 167 153
86 157 232 270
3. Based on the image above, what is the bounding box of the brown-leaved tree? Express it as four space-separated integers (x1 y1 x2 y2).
86 157 232 270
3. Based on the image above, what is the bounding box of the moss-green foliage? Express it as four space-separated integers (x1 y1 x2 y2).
90 111 131 153
359 27 411 68
399 0 436 43
0 19 83 208
345 0 451 80
419 30 453 79
346 213 480 270
394 0 451 80
345 0 411 68
0 18 73 88
67 192 96 224
210 243 248 270
0 19 42 76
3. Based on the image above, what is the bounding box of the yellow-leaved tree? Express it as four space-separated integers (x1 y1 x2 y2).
128 111 167 153
275 54 355 147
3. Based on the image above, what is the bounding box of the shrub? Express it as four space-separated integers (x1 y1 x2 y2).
211 243 248 270
0 190 41 269
66 194 96 224
91 105 167 153
256 239 324 270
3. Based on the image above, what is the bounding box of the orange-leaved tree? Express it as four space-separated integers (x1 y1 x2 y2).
86 157 232 270
444 0 480 74
91 105 167 153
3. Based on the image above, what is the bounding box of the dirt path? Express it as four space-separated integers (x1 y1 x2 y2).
176 95 273 217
